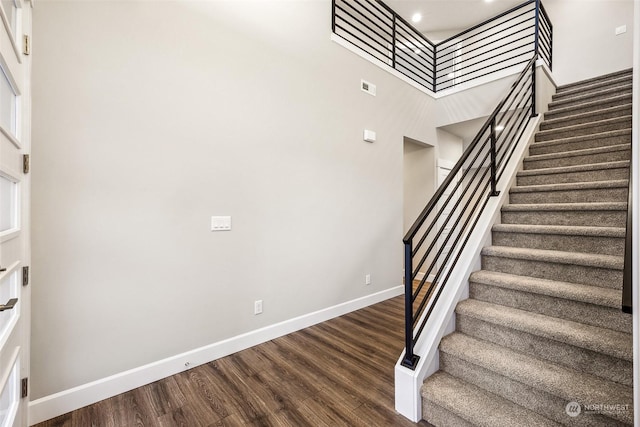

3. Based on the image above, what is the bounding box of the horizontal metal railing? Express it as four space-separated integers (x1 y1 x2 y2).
435 1 536 91
332 0 552 94
333 0 436 90
402 55 538 369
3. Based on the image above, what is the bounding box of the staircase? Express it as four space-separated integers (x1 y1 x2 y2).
421 69 634 426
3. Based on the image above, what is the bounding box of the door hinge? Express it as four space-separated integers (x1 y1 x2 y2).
22 266 29 287
23 154 29 174
23 35 30 56
21 378 28 398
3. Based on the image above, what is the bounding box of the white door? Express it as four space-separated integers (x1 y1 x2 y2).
0 0 31 426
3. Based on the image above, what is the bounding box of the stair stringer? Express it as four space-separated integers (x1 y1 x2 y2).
394 114 545 422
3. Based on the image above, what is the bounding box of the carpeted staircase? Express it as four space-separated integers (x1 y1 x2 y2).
421 69 634 426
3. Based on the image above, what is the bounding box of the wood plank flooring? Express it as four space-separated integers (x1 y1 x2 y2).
35 295 430 427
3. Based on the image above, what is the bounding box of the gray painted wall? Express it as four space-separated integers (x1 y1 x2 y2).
544 0 634 85
31 0 453 399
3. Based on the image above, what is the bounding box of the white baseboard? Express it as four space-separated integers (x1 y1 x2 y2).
28 285 403 425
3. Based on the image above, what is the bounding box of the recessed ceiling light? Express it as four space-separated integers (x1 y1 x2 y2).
484 0 494 2
411 13 422 23
495 125 505 131
414 48 421 55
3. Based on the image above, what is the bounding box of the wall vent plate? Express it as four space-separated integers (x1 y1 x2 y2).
615 25 627 35
361 79 376 96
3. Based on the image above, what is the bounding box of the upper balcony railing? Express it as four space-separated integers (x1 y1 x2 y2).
332 0 552 93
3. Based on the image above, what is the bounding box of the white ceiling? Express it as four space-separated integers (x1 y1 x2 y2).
385 0 530 35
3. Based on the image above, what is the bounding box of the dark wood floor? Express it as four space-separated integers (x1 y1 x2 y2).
35 294 430 427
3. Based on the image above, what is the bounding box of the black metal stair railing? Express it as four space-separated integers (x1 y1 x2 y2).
332 0 552 94
331 0 553 369
401 54 539 369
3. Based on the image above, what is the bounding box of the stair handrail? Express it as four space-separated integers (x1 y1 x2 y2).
402 53 539 369
622 168 633 313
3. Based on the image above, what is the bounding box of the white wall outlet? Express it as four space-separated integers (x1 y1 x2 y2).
361 79 376 96
615 25 627 35
254 300 263 315
211 216 231 231
365 274 371 285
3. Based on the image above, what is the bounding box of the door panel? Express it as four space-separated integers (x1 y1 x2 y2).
0 0 29 425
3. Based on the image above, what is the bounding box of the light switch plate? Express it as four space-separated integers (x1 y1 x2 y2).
364 129 376 143
211 216 232 231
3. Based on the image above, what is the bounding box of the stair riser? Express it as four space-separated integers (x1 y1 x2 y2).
501 210 626 228
535 119 632 142
439 353 630 426
529 134 631 156
456 314 632 386
470 281 630 332
517 167 630 186
492 231 624 256
553 83 632 102
545 97 632 120
541 107 632 131
422 402 475 427
481 255 622 289
509 187 628 204
524 149 631 169
550 88 633 110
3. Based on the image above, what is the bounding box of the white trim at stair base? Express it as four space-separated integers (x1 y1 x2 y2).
394 113 543 422
28 285 403 426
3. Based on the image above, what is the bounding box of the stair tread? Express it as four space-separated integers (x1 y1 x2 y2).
422 371 561 427
549 84 633 108
439 333 633 419
525 143 630 162
492 223 625 237
553 82 633 102
510 179 628 193
530 129 631 150
542 104 632 127
481 246 623 269
545 94 632 119
556 69 632 92
536 115 632 137
517 161 630 177
469 270 622 308
456 299 631 360
502 202 627 212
